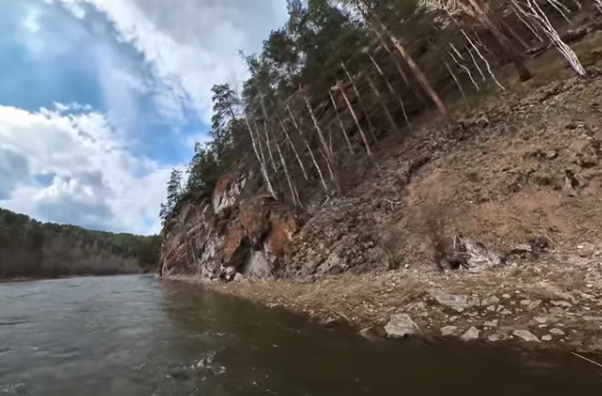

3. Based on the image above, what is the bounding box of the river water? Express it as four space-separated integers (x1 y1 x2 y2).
0 275 601 395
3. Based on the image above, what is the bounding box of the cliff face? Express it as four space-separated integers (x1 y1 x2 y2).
160 171 304 280
161 66 602 283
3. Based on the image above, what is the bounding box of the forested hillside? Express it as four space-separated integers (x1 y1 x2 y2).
0 208 160 280
160 0 592 222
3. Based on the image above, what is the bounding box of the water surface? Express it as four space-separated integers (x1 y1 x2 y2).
1 275 601 395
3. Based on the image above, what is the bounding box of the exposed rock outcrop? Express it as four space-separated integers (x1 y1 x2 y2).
161 171 303 281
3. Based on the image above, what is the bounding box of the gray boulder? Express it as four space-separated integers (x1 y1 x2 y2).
461 327 480 341
513 330 540 342
384 314 420 338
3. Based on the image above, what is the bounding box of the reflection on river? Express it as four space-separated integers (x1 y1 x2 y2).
0 275 600 395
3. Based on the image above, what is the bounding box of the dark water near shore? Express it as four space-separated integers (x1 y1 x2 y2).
0 275 601 395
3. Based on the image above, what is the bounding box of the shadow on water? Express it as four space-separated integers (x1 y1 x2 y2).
0 275 601 396
160 280 602 396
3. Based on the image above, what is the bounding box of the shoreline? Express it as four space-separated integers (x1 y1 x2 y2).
0 272 145 284
164 249 602 355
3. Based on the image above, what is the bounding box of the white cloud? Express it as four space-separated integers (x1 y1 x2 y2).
63 1 86 19
55 0 289 123
22 7 42 34
0 104 172 235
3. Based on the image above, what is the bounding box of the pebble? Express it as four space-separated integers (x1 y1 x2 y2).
550 328 566 336
481 296 500 306
552 300 572 308
534 316 548 324
502 294 511 299
520 299 531 306
484 320 498 327
487 334 501 342
487 305 496 312
461 327 480 341
440 326 458 336
513 330 540 343
542 335 553 341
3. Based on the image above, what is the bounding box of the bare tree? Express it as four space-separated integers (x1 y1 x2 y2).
365 50 411 129
259 95 301 206
333 82 373 156
243 116 278 200
266 95 309 181
328 90 355 153
516 0 586 76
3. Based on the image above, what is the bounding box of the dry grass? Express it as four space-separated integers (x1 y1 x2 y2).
172 273 426 326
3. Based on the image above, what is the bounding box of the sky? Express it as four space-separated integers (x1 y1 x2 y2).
0 0 288 235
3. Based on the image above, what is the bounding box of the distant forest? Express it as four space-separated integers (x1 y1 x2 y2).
0 208 160 280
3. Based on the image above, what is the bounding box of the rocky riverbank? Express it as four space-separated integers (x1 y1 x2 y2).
169 243 602 353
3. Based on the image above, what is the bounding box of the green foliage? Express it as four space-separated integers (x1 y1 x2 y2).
0 208 160 280
187 143 219 193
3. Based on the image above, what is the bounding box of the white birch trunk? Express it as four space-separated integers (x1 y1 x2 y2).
328 90 355 153
285 103 329 191
444 61 469 106
301 91 338 179
366 51 411 129
244 117 277 200
335 85 373 156
265 95 309 181
258 95 300 206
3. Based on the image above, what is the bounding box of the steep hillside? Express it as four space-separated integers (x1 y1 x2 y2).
160 2 602 350
0 208 160 279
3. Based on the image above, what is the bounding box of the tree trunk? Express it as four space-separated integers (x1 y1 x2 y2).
449 49 480 90
464 0 532 81
328 90 354 153
258 95 300 206
301 90 338 178
285 104 329 191
366 51 411 129
511 3 544 42
244 117 277 200
370 13 448 115
335 84 373 156
340 62 376 142
387 32 449 115
462 30 505 90
366 74 399 135
265 95 309 181
498 16 531 50
371 26 428 109
444 61 469 106
258 116 278 174
270 126 301 207
524 0 586 76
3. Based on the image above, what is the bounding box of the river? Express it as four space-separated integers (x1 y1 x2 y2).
0 275 601 395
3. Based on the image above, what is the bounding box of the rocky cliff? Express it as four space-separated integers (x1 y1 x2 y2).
160 170 305 280
162 60 602 284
